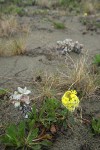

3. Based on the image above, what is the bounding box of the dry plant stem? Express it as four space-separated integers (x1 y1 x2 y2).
79 106 82 123
81 118 91 124
32 134 52 142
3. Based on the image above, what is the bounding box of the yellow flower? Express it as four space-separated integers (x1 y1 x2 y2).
61 90 79 112
84 13 87 16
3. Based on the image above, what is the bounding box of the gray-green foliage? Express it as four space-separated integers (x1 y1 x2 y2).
0 120 52 150
92 118 100 134
0 88 7 96
93 54 100 66
53 22 66 29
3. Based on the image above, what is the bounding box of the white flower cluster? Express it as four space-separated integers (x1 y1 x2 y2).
10 87 31 108
57 39 83 54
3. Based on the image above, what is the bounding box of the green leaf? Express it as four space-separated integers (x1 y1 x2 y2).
27 128 39 143
31 144 41 150
92 118 100 134
6 124 21 147
6 124 17 139
41 140 52 147
29 105 38 121
93 54 100 66
39 98 63 127
0 135 14 146
18 121 26 139
0 123 22 147
28 119 35 130
0 88 7 96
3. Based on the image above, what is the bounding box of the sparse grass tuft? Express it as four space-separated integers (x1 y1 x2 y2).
11 38 27 55
62 55 97 97
0 15 30 37
53 21 66 29
36 0 51 8
0 15 18 37
82 1 95 15
34 73 60 99
0 37 27 56
33 55 98 100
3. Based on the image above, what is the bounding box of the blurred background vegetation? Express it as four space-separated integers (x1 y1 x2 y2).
0 0 100 16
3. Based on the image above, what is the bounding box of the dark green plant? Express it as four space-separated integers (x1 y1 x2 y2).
53 22 66 29
39 98 68 128
28 98 68 129
0 88 7 96
93 54 100 66
0 98 70 149
0 120 52 150
92 118 100 134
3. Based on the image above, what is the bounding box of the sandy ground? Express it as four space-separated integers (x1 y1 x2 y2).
0 15 100 87
0 9 100 150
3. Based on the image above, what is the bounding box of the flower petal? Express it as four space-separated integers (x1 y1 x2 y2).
25 114 28 119
24 87 27 92
18 87 24 94
24 90 31 95
10 91 22 100
14 101 20 108
62 90 80 112
21 95 30 104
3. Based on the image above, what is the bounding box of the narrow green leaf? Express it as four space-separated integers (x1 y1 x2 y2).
27 128 39 143
18 121 26 139
31 144 41 150
29 119 35 130
41 140 52 147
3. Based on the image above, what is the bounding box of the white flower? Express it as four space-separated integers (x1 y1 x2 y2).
10 87 31 108
20 95 30 104
14 101 20 108
25 114 28 119
10 91 22 100
18 87 31 95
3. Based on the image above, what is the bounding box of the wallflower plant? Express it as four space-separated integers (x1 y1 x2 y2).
1 90 80 150
0 120 52 150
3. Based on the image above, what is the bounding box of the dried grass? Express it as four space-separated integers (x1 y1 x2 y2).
0 37 27 56
0 15 30 37
36 0 59 8
36 0 51 8
34 54 98 100
58 54 98 97
34 72 60 99
82 1 96 15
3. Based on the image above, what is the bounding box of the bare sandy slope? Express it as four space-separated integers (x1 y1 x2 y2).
0 15 100 88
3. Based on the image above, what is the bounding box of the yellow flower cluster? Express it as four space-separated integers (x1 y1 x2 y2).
62 90 79 112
